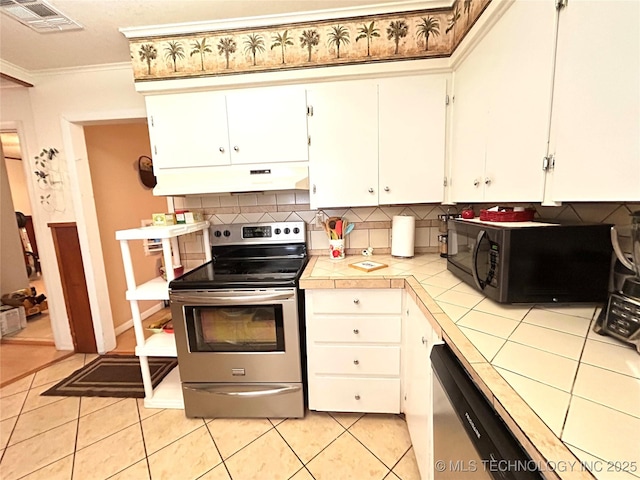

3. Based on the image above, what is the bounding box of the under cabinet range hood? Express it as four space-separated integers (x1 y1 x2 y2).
152 163 309 196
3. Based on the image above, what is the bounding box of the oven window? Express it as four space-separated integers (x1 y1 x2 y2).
186 304 285 352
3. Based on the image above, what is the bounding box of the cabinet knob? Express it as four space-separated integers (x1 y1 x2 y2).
421 336 427 345
384 186 390 192
368 188 374 193
484 177 491 185
233 146 239 152
354 394 361 400
353 299 360 304
219 147 225 153
473 179 480 187
353 359 359 365
353 329 360 334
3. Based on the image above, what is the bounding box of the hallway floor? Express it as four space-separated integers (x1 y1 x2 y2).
0 354 420 480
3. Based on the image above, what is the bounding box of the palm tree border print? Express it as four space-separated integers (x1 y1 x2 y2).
130 0 490 80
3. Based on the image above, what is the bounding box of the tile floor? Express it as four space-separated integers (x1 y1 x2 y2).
0 353 420 480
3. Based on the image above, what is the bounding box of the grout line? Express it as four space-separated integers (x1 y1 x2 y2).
134 394 153 480
203 421 233 480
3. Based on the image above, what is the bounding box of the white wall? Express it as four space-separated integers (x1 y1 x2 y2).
0 64 147 352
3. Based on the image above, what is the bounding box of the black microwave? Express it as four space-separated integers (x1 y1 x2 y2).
447 219 613 304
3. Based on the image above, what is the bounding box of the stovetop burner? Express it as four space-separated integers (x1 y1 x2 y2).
169 221 308 290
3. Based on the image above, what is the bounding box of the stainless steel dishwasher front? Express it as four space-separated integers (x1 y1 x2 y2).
431 344 542 480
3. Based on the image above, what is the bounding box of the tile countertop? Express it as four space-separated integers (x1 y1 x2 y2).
300 253 640 480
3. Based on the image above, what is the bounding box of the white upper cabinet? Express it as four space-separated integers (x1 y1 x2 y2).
547 0 640 202
378 75 447 205
308 75 449 209
450 0 556 203
145 85 309 172
225 86 309 165
307 80 379 209
146 91 230 171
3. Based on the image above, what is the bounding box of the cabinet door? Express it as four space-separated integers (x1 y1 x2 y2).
307 81 379 209
146 91 230 170
379 75 447 204
549 0 640 201
402 295 435 479
225 86 309 165
451 0 556 202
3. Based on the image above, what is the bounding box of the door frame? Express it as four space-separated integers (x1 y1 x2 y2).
60 109 150 353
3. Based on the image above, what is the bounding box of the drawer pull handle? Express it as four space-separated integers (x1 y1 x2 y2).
353 359 359 365
353 329 359 334
353 299 360 304
355 394 361 400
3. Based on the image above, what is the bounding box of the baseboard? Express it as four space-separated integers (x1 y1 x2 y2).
114 302 166 336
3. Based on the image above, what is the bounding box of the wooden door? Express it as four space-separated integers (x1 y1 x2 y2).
48 222 97 353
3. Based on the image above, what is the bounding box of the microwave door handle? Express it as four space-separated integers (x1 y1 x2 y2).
171 292 294 305
471 230 487 291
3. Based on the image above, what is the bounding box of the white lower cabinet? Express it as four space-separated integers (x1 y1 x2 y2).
305 288 403 413
402 294 440 480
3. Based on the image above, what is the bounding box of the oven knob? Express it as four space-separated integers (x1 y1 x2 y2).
223 230 231 237
214 230 222 238
284 227 291 234
274 228 281 235
293 227 300 234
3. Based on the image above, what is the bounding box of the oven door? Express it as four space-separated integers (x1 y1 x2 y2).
170 288 302 383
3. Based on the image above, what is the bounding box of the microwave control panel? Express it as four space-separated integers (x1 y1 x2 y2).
485 241 499 287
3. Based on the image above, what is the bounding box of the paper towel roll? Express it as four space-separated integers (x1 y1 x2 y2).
391 215 415 258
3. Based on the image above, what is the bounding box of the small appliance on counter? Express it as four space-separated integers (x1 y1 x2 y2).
447 218 613 304
437 209 460 258
593 211 640 353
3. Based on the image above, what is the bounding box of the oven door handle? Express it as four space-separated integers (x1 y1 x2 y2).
170 292 294 304
184 384 302 397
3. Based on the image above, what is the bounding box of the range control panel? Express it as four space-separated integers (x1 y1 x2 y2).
210 221 306 245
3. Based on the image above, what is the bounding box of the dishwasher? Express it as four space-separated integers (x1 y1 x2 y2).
431 343 543 479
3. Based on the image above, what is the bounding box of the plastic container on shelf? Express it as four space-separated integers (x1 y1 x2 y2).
479 208 536 222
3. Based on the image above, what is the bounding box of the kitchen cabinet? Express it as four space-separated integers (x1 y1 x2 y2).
305 289 403 413
145 85 308 171
308 75 448 209
402 294 440 479
378 74 447 205
547 0 640 202
116 221 210 409
307 80 379 209
450 0 556 203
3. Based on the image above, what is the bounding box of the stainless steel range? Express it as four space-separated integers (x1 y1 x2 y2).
169 221 308 418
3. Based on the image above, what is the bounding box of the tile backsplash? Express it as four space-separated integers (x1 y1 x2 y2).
173 192 638 269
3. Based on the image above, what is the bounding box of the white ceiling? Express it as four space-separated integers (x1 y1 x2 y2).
0 0 420 75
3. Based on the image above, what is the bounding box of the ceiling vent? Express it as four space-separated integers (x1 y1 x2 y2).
0 0 83 33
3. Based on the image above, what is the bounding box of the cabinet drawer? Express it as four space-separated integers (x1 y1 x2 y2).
309 377 400 413
311 316 401 343
309 289 402 315
311 346 400 376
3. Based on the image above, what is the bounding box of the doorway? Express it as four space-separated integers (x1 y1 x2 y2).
1 131 53 345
